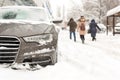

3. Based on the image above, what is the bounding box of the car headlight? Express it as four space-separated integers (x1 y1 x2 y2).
23 34 53 45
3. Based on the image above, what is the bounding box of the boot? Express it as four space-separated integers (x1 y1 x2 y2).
94 38 96 41
92 38 94 41
82 40 84 44
92 37 96 41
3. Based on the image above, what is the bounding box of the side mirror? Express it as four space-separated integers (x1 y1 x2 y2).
52 20 63 23
51 19 63 24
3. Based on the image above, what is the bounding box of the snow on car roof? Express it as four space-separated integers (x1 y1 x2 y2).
107 5 120 17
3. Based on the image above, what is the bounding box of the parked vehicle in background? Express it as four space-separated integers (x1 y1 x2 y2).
115 23 120 32
0 6 59 69
97 24 106 33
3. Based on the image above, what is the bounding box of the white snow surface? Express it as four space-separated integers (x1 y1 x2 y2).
107 5 120 16
1 29 120 80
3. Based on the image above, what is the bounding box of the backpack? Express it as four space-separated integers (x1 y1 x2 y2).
80 23 85 31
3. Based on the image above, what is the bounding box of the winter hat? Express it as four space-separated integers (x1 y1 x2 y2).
91 19 95 23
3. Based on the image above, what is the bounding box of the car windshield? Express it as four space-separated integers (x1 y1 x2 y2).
0 6 50 21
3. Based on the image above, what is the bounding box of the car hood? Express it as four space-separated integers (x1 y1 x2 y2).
0 20 57 37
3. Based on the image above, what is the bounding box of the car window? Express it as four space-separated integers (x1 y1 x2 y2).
0 7 49 21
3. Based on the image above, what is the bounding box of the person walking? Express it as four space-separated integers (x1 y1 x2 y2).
67 18 77 42
77 16 86 44
89 19 101 41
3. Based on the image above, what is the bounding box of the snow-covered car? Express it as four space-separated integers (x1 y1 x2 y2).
0 6 59 67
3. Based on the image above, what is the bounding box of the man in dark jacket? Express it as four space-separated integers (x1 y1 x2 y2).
67 18 77 42
89 19 101 41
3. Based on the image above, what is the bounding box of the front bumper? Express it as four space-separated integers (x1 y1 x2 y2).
23 50 56 66
0 35 58 66
15 37 57 66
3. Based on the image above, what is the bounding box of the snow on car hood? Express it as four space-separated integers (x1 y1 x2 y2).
0 20 57 37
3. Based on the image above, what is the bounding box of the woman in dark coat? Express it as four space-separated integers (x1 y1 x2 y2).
89 19 101 41
67 18 77 42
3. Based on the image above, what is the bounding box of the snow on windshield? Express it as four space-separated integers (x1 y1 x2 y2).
0 6 49 21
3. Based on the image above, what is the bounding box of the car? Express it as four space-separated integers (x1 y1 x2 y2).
0 6 59 68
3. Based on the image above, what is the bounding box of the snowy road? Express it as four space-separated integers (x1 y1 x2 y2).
58 30 120 80
1 29 120 80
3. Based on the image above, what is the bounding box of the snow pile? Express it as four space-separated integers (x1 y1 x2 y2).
107 5 120 16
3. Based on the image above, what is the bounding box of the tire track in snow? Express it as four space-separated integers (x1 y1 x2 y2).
58 30 120 79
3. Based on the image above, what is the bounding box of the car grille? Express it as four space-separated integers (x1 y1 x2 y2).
0 36 20 63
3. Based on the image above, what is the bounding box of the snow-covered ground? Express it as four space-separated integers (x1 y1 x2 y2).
1 29 120 80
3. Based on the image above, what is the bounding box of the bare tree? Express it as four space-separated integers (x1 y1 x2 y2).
83 0 120 24
66 0 83 20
